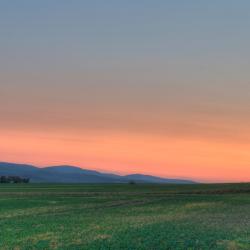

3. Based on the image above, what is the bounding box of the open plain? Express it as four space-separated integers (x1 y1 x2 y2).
0 183 249 249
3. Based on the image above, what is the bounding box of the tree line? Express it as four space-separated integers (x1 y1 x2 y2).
0 176 30 183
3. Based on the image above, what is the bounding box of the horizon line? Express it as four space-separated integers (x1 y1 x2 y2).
1 160 249 184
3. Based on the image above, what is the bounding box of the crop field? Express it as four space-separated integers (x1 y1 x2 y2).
0 183 249 250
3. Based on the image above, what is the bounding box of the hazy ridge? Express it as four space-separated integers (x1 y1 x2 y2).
0 162 195 184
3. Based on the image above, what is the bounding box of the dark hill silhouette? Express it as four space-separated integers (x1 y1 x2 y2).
0 162 195 184
124 174 193 184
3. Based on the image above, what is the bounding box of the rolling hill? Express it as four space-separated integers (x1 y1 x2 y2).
0 162 195 184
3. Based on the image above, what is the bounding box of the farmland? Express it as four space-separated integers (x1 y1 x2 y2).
0 183 249 249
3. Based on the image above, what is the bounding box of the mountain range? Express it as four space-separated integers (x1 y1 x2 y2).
0 162 195 184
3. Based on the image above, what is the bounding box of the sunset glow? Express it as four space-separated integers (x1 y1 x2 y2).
1 1 250 182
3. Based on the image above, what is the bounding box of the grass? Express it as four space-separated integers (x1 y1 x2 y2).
0 183 249 249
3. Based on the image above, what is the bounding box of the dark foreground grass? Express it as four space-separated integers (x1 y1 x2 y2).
0 183 249 250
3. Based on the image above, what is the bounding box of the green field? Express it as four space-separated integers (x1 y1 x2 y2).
0 183 249 250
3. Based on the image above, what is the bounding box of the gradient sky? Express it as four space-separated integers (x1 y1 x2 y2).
1 1 250 182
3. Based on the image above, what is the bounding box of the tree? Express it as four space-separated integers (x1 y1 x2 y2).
0 176 30 184
23 178 30 183
128 180 136 185
0 176 8 183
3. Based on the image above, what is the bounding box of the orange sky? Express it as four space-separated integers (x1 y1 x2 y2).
1 1 250 182
1 69 250 182
1 125 250 183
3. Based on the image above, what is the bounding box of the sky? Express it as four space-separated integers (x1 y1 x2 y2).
1 0 250 182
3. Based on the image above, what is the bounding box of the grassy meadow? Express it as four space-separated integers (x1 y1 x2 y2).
0 183 249 250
